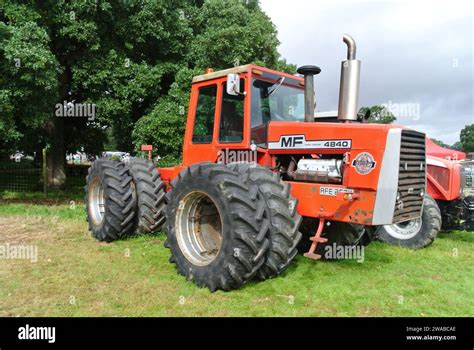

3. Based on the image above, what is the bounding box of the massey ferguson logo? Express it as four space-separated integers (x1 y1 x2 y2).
281 136 304 147
352 152 376 175
268 135 352 150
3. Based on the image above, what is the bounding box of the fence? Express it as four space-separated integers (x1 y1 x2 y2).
0 154 42 192
0 152 88 193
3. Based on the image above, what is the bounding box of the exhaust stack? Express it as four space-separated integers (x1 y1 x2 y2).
337 34 361 122
296 65 321 122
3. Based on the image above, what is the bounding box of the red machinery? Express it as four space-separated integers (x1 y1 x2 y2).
376 138 473 249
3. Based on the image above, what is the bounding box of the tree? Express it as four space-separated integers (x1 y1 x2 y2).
451 141 462 151
359 105 397 124
460 124 474 153
0 8 59 156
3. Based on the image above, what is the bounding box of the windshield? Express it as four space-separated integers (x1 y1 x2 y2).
251 78 305 127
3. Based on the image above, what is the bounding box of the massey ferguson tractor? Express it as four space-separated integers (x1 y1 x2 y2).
376 141 474 249
85 34 428 291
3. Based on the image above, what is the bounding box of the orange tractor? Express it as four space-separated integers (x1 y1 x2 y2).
85 34 427 291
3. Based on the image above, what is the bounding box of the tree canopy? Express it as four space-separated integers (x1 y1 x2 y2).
460 124 474 153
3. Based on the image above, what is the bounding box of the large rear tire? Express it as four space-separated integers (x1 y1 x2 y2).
376 195 441 249
125 158 166 233
226 163 302 280
85 159 136 242
164 163 270 291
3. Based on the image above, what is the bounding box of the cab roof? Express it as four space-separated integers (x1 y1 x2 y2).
191 64 303 84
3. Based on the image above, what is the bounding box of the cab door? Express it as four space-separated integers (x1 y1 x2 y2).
182 75 250 166
182 82 220 166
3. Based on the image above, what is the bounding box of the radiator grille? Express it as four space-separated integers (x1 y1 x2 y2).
393 130 426 223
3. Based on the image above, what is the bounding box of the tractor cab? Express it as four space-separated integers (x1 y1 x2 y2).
180 64 306 165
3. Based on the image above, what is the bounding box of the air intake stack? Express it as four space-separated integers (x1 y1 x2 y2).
297 65 321 122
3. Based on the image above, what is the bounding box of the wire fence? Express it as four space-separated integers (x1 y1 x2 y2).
0 153 91 194
0 155 41 192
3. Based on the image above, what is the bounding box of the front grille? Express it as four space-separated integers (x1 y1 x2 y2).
393 130 426 223
463 196 474 231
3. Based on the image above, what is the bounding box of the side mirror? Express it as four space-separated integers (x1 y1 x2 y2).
226 73 241 96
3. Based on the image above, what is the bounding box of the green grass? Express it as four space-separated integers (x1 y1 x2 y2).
0 202 473 317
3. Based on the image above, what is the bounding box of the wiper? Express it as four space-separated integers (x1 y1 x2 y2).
266 77 285 97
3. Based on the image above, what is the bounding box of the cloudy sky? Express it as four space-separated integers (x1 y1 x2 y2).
260 0 473 144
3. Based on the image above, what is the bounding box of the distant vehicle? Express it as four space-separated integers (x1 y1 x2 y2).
9 152 24 162
66 152 91 165
377 143 474 249
102 151 130 162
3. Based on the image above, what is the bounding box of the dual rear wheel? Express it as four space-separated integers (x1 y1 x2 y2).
163 163 302 291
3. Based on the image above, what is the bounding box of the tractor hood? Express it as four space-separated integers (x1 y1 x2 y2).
266 121 400 152
265 121 427 225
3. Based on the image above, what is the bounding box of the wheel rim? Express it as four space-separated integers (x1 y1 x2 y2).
383 218 422 240
88 177 105 226
175 191 223 266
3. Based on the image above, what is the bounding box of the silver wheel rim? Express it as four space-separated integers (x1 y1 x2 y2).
89 177 105 226
175 191 223 266
383 218 422 240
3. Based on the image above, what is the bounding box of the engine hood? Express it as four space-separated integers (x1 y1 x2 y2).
266 121 406 152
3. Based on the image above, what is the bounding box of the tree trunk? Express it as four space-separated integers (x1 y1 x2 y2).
46 65 71 189
46 117 66 189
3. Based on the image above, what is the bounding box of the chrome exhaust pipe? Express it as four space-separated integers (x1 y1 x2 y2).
297 65 321 122
337 34 361 122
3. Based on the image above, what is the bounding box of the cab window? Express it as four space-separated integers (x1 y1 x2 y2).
219 79 245 143
192 85 217 143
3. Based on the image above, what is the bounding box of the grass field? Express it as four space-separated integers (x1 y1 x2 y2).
0 196 473 317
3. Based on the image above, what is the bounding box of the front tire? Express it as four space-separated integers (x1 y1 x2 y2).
226 163 302 280
164 163 270 291
376 195 441 249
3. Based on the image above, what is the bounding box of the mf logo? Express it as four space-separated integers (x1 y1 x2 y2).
281 135 304 147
